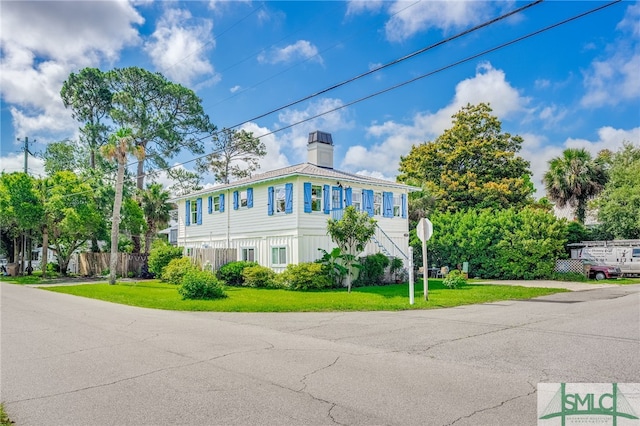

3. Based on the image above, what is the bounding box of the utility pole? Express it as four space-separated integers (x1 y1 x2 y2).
17 136 36 275
17 136 35 173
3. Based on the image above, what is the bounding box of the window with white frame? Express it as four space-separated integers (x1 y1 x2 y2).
190 201 198 224
374 192 382 216
242 247 255 262
240 190 248 208
351 190 361 211
213 195 221 212
275 186 286 214
271 246 287 265
393 194 401 217
311 185 322 211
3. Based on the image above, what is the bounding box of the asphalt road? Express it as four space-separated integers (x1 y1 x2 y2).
1 283 639 426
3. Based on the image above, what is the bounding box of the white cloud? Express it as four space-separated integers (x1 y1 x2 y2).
341 62 529 175
384 1 492 42
581 3 640 107
257 40 323 65
0 152 45 178
144 9 218 87
238 122 290 173
522 127 640 197
0 1 143 143
277 97 354 162
346 0 385 16
230 85 242 93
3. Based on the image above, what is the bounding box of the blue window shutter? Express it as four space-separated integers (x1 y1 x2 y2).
401 194 407 218
285 183 293 214
383 191 393 218
233 191 239 210
185 200 191 226
267 186 274 216
345 187 352 207
364 190 374 217
220 194 225 212
208 196 212 214
196 198 203 225
303 182 312 213
247 188 253 208
323 185 330 214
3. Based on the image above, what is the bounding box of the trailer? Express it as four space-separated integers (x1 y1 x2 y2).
569 240 640 277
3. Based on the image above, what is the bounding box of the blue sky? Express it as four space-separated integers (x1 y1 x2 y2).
1 0 639 196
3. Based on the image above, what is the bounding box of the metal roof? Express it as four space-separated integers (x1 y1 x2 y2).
169 162 418 201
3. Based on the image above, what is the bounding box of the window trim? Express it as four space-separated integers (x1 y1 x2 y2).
271 246 287 266
241 247 256 262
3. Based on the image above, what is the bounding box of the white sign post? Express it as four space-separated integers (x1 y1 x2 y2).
416 218 433 301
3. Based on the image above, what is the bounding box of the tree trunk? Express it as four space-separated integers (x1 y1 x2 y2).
109 159 126 285
137 160 144 190
41 225 48 278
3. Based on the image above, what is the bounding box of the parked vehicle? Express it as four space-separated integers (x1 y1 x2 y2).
586 264 622 280
570 240 640 278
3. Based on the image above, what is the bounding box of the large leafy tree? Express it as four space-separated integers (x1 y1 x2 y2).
0 173 44 272
42 140 84 175
543 148 607 224
595 143 640 238
60 68 112 169
197 128 266 184
101 128 144 284
398 103 534 212
326 206 377 292
108 67 212 190
44 171 103 275
140 183 172 254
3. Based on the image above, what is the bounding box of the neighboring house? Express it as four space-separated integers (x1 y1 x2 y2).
170 131 417 271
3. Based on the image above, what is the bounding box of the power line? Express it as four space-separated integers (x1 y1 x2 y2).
124 0 545 174
35 0 622 198
156 0 621 175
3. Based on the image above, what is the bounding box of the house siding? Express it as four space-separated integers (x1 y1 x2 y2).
176 171 411 270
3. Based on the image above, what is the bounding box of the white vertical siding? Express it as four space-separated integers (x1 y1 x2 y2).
177 174 411 269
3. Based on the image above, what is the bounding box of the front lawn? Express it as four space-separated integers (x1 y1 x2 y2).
43 279 567 312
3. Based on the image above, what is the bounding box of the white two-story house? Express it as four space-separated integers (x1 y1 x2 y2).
171 131 416 271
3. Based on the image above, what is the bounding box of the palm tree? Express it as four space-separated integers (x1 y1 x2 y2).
543 148 607 223
140 183 171 254
101 128 143 285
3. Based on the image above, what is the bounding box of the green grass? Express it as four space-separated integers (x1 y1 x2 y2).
0 403 13 426
43 279 568 312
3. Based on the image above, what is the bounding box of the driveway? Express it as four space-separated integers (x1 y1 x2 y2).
1 283 639 425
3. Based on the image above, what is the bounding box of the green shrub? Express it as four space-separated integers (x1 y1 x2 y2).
242 265 278 288
178 270 226 300
148 240 183 278
277 262 333 291
217 261 257 286
354 253 390 286
425 207 568 280
162 257 196 285
443 269 467 289
552 271 589 282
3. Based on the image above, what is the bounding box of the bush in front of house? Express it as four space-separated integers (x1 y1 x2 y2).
178 270 226 300
242 265 278 288
443 269 467 289
148 240 183 279
354 253 390 286
277 262 333 291
217 261 257 286
162 257 196 285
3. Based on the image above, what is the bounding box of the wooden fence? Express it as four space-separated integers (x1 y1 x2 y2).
78 253 149 277
187 248 237 271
